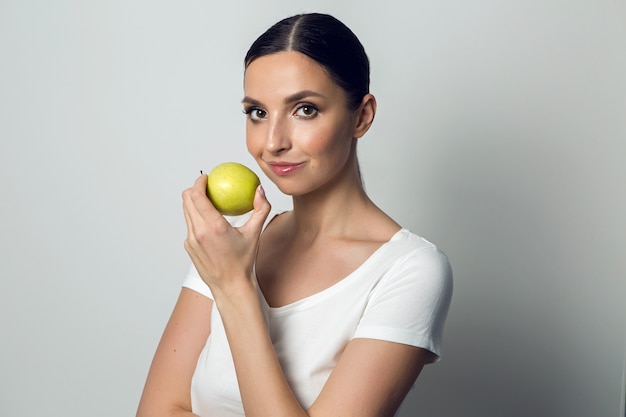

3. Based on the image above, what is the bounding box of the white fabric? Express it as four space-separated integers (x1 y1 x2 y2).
182 212 452 417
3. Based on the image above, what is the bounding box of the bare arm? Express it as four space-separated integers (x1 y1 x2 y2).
182 175 434 417
309 338 433 417
136 288 213 417
216 285 431 417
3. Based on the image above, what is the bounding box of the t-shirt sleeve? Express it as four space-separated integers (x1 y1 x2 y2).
182 264 213 299
353 245 453 361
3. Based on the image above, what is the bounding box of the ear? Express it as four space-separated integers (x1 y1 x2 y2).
352 93 377 139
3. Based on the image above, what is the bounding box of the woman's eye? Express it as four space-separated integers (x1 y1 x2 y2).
244 108 267 121
294 105 318 118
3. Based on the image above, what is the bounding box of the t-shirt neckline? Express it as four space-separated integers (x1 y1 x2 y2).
256 227 407 313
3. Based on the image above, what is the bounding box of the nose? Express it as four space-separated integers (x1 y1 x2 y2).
265 115 291 155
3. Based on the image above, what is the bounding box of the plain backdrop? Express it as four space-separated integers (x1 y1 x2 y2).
1 1 625 416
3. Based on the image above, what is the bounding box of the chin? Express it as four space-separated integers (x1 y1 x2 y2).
268 178 316 197
274 183 306 197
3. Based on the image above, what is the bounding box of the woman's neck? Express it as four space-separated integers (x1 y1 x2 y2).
287 165 387 242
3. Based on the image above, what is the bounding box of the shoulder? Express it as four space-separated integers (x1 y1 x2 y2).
380 229 453 292
389 230 450 266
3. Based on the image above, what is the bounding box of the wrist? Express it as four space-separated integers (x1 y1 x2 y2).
211 275 259 312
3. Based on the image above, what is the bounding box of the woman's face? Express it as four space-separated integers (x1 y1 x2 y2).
243 51 359 197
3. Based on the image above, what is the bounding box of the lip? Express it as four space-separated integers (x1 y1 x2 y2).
266 161 305 176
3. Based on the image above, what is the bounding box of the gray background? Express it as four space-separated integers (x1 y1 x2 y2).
1 1 625 416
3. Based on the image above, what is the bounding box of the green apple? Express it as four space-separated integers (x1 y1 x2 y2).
206 162 260 216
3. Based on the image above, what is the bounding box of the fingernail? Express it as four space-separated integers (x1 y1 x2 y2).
258 185 265 197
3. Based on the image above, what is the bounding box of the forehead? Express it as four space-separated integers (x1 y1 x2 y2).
243 51 341 100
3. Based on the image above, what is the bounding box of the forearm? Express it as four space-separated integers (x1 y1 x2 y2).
213 281 309 417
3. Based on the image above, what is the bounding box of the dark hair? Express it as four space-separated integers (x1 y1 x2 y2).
244 13 370 110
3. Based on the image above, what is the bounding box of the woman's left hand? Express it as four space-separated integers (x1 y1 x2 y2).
182 174 272 298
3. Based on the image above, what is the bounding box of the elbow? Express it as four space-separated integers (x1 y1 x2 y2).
136 402 192 417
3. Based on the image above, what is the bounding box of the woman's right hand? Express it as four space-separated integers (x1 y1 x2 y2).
181 174 272 300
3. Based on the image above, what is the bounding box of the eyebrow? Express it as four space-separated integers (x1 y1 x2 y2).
242 90 326 106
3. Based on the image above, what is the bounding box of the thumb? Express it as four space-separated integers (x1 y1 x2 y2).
243 185 272 236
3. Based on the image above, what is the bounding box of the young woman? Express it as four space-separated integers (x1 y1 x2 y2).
137 12 452 417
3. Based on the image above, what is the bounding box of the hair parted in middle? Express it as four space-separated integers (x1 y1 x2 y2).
244 13 370 110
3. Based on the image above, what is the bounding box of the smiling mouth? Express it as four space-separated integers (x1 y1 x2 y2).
267 162 305 176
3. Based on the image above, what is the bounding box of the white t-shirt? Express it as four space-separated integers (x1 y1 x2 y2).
182 213 453 417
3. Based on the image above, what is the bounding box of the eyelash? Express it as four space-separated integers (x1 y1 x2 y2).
294 104 318 119
242 104 319 121
242 107 267 122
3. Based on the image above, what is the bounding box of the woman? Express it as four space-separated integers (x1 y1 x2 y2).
137 12 452 417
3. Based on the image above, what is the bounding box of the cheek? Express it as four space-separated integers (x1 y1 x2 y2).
311 123 353 156
245 125 262 156
306 134 352 173
304 118 349 150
